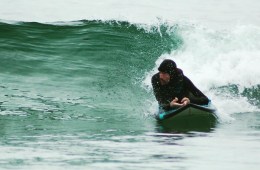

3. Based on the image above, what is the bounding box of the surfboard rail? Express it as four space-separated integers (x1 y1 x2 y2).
156 103 217 121
155 103 218 132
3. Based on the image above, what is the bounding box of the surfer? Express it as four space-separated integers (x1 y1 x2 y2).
152 59 209 111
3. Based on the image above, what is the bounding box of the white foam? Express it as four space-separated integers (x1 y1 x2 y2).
143 24 260 120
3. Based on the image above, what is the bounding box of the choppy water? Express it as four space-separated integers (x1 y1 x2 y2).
1 1 260 170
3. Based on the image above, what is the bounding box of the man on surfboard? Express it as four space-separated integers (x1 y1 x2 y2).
152 59 209 111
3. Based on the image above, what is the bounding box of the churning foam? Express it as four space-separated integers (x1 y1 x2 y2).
143 23 260 120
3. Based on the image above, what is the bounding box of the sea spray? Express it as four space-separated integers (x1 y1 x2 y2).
143 24 260 120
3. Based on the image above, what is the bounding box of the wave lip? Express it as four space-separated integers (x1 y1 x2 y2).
143 24 260 117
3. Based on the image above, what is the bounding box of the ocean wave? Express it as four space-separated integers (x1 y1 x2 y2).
0 20 260 119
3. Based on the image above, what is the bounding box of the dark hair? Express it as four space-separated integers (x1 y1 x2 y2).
158 59 177 75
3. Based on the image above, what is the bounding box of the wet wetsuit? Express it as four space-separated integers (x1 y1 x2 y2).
151 69 209 111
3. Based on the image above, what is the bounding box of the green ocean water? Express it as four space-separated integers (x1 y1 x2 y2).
0 20 260 170
0 21 178 118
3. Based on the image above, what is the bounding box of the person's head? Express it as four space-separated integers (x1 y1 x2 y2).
158 59 177 85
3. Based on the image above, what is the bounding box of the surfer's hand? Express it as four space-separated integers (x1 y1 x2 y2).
172 97 178 102
170 98 183 108
181 97 190 106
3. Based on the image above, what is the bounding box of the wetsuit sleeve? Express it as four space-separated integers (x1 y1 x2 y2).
184 76 209 105
151 75 171 110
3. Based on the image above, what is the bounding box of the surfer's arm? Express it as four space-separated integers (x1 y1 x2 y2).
152 74 172 110
184 76 209 105
152 86 183 111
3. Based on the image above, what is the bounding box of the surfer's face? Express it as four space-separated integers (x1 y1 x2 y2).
159 72 170 85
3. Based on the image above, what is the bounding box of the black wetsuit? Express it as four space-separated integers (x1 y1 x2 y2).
151 69 209 111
